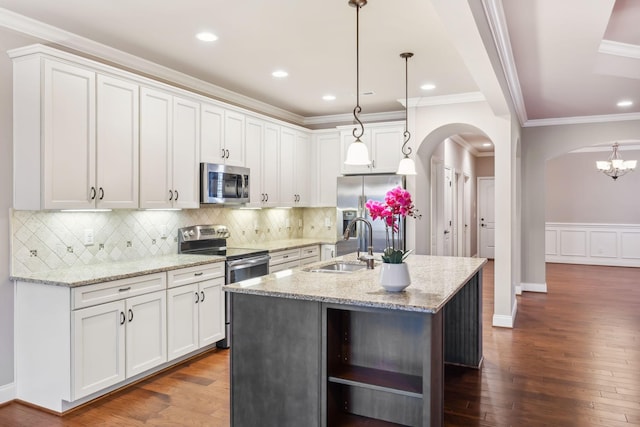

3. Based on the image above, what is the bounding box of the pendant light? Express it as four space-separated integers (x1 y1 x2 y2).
396 52 417 175
344 0 371 166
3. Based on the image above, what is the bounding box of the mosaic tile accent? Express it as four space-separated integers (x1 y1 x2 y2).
10 207 338 275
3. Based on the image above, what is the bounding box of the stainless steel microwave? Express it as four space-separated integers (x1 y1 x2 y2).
200 163 250 204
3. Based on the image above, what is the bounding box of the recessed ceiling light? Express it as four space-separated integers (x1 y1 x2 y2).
617 100 633 107
195 32 218 42
272 70 288 78
322 94 336 101
421 83 436 91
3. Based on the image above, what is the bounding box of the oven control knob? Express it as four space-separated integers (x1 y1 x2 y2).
189 230 195 236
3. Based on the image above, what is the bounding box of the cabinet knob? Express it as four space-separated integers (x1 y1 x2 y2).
195 292 200 303
200 291 205 302
90 187 97 200
120 311 125 325
174 190 179 201
169 190 174 201
128 309 133 322
98 187 104 200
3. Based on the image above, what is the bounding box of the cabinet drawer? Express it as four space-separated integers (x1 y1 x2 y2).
299 255 321 267
269 259 300 273
167 263 225 289
269 249 300 266
300 245 320 259
72 273 166 310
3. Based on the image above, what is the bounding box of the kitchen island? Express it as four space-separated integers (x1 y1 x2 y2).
225 254 486 427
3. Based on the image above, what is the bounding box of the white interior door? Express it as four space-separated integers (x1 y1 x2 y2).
464 174 471 257
443 167 453 256
431 158 444 255
478 177 495 259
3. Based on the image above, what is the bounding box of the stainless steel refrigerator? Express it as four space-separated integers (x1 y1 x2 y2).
336 175 406 256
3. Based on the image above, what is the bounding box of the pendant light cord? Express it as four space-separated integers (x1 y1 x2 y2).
400 52 413 157
352 2 364 141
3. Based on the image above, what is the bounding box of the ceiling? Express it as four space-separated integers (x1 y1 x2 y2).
0 0 638 154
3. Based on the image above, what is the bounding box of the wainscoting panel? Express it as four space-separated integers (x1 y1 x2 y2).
559 230 587 257
546 223 640 267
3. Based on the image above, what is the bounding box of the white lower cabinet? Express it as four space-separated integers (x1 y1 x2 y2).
15 262 225 413
167 277 225 361
72 290 167 400
269 245 321 272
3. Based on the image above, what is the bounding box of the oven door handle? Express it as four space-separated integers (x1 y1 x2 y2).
226 255 271 270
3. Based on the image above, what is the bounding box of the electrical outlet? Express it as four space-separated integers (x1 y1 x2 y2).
160 224 168 238
324 217 331 227
254 221 259 231
84 229 94 245
298 219 303 227
285 218 290 228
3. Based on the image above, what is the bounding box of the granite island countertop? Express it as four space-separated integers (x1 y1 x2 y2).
11 254 225 287
225 253 487 313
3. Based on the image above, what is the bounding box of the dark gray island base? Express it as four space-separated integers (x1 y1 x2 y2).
226 255 485 427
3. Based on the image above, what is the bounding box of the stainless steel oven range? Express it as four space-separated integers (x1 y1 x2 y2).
178 224 270 348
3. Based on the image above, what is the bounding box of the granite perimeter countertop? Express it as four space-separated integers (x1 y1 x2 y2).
234 238 335 252
225 254 487 313
11 254 225 287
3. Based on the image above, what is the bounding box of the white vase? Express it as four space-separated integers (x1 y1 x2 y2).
379 262 411 292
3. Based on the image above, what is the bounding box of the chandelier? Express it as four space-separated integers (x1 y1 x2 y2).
596 143 637 180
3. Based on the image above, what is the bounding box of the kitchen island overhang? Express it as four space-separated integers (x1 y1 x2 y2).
226 254 486 427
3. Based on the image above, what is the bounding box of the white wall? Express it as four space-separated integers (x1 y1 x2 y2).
521 121 640 286
546 149 640 223
410 100 519 327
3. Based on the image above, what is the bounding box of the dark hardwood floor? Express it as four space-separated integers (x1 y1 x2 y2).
1 260 638 426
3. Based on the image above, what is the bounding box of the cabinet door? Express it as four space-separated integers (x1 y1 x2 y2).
224 110 245 167
294 132 311 205
262 123 280 207
167 283 199 361
140 87 173 209
198 278 225 347
279 127 296 207
200 103 225 164
370 125 404 173
125 291 167 378
340 129 371 175
172 96 200 208
316 133 341 206
72 300 125 400
96 75 139 209
43 60 96 209
244 117 264 208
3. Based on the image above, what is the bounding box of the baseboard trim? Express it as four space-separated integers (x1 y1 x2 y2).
0 382 15 405
492 298 518 328
521 282 547 293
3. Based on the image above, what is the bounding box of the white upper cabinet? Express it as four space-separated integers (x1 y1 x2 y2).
244 116 265 208
139 88 200 209
42 60 96 210
314 132 341 206
171 97 200 209
340 122 405 175
294 131 311 206
262 122 281 207
201 104 246 167
11 53 142 210
96 75 139 209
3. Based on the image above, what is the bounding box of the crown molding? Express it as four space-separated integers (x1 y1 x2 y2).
449 134 480 156
481 0 528 126
599 39 640 60
304 110 405 127
413 92 485 108
524 111 640 127
0 7 306 126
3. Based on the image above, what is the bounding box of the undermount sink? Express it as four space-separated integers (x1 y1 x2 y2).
305 261 368 273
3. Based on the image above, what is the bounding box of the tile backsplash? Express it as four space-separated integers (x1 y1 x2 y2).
11 207 338 275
